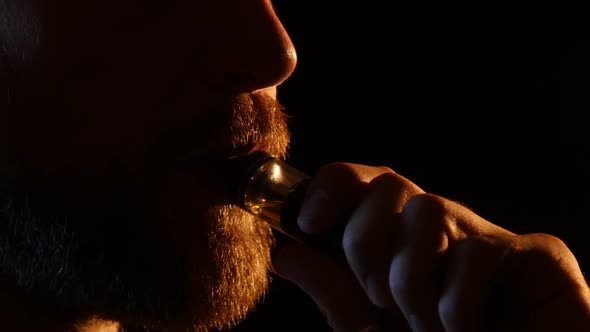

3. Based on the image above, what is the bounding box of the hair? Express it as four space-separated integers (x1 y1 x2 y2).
0 183 276 331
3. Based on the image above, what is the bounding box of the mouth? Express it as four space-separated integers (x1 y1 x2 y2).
229 140 273 160
174 140 275 191
143 91 289 202
154 140 276 210
132 91 291 216
173 132 274 166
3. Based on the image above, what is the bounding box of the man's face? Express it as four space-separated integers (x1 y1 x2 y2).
0 0 296 330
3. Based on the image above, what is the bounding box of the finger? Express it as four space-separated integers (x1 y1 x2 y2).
439 235 509 332
273 242 382 331
389 193 451 332
343 172 423 309
391 194 514 332
494 233 590 330
297 163 393 234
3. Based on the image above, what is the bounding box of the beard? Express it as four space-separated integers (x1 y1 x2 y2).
0 92 291 332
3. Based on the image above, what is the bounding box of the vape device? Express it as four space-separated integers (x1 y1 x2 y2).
224 150 343 253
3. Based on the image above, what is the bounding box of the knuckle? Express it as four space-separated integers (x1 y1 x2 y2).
526 233 569 250
403 193 453 232
315 162 391 183
405 193 448 216
371 171 424 199
378 165 397 174
370 172 420 198
520 233 576 265
314 162 354 178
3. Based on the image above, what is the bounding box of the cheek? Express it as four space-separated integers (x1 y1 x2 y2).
1 1 218 177
0 12 147 173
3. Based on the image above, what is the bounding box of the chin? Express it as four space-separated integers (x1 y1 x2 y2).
119 204 276 332
0 176 275 332
125 165 278 331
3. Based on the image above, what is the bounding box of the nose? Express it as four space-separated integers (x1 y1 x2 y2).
206 1 298 93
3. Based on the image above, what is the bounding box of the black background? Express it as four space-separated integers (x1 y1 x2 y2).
231 2 588 331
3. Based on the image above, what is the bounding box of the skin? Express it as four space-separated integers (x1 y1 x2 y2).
1 0 293 331
274 164 590 331
1 1 589 332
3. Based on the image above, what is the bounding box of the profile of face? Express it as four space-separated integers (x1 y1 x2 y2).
0 0 297 330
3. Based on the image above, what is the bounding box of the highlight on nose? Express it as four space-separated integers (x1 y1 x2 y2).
212 1 298 92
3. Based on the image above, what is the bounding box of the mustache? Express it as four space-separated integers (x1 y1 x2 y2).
230 92 290 158
147 91 291 170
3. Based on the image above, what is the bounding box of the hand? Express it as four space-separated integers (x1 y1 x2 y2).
273 162 590 331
